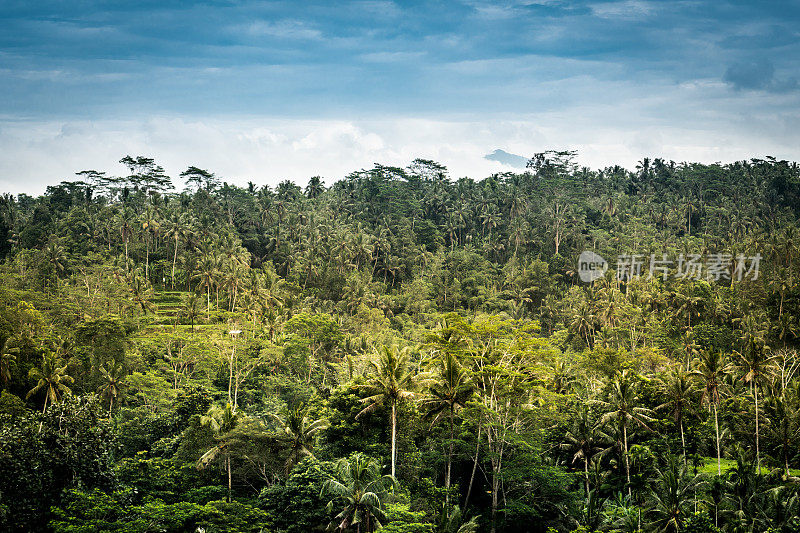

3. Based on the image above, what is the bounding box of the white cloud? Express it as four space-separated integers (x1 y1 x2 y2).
237 20 323 40
591 0 656 20
2 83 800 195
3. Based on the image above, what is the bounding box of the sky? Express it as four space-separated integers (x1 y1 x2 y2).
1 0 800 193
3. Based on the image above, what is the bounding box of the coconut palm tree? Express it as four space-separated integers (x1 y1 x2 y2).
691 350 731 476
423 352 473 500
128 268 155 314
140 205 160 280
197 403 241 502
561 404 611 497
438 505 480 533
43 239 67 282
164 211 193 289
26 352 74 412
194 254 218 319
321 453 396 533
656 367 698 466
357 345 423 478
181 292 201 331
0 337 19 387
596 371 654 493
645 455 704 533
764 386 800 478
273 403 329 475
569 302 595 349
97 362 126 413
736 326 776 475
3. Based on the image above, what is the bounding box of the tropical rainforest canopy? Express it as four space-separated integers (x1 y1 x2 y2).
1 151 800 532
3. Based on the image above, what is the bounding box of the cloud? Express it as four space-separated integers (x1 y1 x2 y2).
484 149 530 168
3 105 800 195
723 59 799 92
2 0 800 191
590 0 655 20
237 20 323 40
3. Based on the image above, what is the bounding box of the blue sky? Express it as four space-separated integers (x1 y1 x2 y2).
1 0 800 192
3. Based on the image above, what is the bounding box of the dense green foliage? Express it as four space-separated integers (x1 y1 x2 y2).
1 152 800 532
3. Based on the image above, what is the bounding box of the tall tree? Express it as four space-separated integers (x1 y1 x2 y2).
321 453 396 533
692 350 731 476
273 404 329 475
597 371 654 494
0 337 18 387
560 405 609 497
656 367 697 466
423 352 473 501
736 316 775 474
357 345 422 479
197 403 240 502
26 352 74 412
97 362 126 413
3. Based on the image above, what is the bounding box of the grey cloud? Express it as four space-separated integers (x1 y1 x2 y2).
723 59 798 92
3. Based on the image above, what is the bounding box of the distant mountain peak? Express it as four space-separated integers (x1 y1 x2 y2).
484 149 529 169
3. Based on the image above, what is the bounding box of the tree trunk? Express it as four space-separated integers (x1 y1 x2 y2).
227 456 232 502
680 419 687 468
172 236 178 289
465 423 481 508
786 447 791 479
391 400 397 479
755 385 761 474
228 346 235 407
714 403 722 476
490 457 500 533
584 457 590 498
445 406 454 503
623 420 631 497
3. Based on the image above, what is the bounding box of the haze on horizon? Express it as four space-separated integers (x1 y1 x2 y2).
1 0 800 194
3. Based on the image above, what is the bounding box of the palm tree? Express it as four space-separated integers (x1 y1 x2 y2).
43 240 67 282
305 175 324 198
140 205 160 280
0 337 19 387
645 455 704 533
357 345 422 478
721 445 764 531
181 292 201 331
569 302 595 349
691 350 731 476
438 506 480 533
596 371 654 493
736 325 776 475
118 207 134 271
764 388 800 478
164 211 192 289
321 453 396 533
195 254 218 319
561 405 610 497
26 352 74 412
128 268 155 314
97 362 126 413
197 403 240 502
656 367 697 466
273 404 329 475
423 352 473 501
